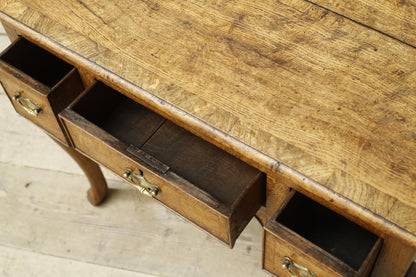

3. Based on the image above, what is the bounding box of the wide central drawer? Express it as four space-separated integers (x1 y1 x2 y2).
59 81 265 247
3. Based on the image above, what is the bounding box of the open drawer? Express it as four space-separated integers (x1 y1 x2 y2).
263 192 382 277
0 37 84 144
59 81 265 247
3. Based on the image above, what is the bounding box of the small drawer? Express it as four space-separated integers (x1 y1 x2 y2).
263 192 382 277
0 37 84 144
59 81 265 247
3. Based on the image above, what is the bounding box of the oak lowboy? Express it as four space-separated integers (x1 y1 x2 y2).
0 0 415 276
0 34 385 275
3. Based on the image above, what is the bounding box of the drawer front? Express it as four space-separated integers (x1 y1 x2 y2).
263 192 382 277
0 65 66 141
264 224 355 277
59 83 264 247
0 37 83 144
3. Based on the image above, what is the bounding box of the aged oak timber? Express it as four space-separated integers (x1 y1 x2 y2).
305 0 416 47
0 0 415 276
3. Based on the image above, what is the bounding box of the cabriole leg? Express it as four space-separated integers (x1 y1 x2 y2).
51 136 108 206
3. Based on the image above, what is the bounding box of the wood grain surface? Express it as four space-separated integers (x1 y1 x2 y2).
307 0 416 47
0 0 415 247
371 236 416 277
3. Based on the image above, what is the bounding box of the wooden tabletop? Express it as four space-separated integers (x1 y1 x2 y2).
0 0 415 246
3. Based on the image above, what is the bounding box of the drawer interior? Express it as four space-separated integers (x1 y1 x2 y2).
72 82 166 147
0 37 73 88
276 192 379 270
71 82 262 206
141 121 259 205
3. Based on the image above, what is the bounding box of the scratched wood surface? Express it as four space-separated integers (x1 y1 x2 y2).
0 0 415 246
307 0 416 47
0 90 264 276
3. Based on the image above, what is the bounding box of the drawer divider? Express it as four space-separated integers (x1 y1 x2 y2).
126 144 170 174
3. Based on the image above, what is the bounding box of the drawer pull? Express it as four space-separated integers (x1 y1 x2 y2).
12 92 42 116
282 257 316 277
123 168 160 197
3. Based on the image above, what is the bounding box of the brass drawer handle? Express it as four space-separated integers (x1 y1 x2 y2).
13 92 42 116
282 257 316 277
123 168 160 197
